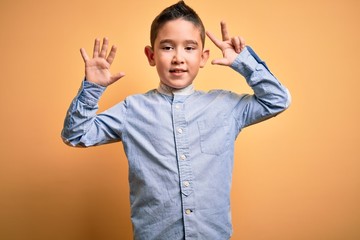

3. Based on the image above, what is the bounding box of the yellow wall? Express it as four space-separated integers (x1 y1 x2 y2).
1 0 359 239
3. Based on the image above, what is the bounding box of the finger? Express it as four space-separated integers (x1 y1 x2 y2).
109 72 126 85
231 37 241 54
221 21 230 41
206 31 223 49
93 38 100 58
106 45 117 64
99 37 109 58
211 57 230 66
80 48 89 62
239 36 246 51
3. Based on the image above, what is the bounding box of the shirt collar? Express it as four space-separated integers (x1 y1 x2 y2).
157 82 195 96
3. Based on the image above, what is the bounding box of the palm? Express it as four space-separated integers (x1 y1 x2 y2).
221 41 239 64
84 58 112 86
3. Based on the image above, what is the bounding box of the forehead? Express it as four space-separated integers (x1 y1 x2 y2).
155 19 202 45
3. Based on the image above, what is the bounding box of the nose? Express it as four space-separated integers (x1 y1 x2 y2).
172 49 184 64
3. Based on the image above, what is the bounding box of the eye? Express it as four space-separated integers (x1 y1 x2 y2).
162 46 174 51
185 45 197 52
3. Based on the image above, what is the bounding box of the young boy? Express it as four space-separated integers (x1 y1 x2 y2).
61 1 290 239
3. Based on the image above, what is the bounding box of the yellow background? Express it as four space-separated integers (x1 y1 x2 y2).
1 0 359 239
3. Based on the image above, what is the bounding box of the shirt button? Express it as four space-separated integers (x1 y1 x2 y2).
185 209 192 215
175 104 181 109
183 181 190 187
177 128 183 134
180 154 186 160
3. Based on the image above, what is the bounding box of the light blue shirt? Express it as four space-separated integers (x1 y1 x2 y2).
62 47 291 240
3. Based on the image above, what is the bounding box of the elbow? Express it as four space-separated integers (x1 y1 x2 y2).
61 136 75 147
264 87 291 116
281 87 292 111
273 87 292 114
61 134 77 148
60 130 85 148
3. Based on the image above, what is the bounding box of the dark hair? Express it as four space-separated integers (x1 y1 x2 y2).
150 1 205 48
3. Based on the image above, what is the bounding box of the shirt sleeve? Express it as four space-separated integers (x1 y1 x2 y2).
230 46 291 129
61 80 126 147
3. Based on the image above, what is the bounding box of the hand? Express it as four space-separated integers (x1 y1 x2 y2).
206 21 246 66
80 37 125 87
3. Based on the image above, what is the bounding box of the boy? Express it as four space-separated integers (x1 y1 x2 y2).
61 1 290 239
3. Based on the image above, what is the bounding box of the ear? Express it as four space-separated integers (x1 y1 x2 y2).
144 46 156 66
200 49 210 68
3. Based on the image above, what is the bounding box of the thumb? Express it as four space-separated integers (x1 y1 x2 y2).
211 58 230 66
109 72 126 85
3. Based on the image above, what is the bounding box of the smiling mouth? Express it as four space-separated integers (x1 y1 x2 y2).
169 69 187 73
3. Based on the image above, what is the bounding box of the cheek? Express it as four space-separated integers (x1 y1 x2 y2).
189 55 203 67
155 54 170 66
155 61 169 76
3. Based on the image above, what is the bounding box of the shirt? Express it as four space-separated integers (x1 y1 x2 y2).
61 47 291 240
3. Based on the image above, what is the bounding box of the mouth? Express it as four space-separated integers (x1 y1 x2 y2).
169 68 187 73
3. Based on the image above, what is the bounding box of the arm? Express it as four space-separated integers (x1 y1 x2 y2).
207 22 291 128
61 38 126 147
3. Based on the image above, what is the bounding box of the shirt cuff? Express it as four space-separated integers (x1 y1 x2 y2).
230 46 272 77
77 79 106 106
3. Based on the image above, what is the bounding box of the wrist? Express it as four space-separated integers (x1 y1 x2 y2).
84 78 107 89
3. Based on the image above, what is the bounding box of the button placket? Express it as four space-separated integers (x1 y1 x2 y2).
172 97 196 236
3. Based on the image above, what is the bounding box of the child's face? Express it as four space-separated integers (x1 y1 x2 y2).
145 19 209 89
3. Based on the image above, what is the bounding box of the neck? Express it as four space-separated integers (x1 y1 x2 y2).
157 82 194 96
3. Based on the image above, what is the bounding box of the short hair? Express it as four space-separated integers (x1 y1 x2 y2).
150 1 205 48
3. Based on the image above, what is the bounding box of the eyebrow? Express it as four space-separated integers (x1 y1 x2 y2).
159 39 199 45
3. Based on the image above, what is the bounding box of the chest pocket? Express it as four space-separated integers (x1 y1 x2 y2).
197 117 231 155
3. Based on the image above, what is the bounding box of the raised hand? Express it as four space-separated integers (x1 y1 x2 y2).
80 37 125 87
206 21 246 66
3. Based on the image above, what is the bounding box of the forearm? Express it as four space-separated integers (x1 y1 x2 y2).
231 47 291 126
61 80 122 147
